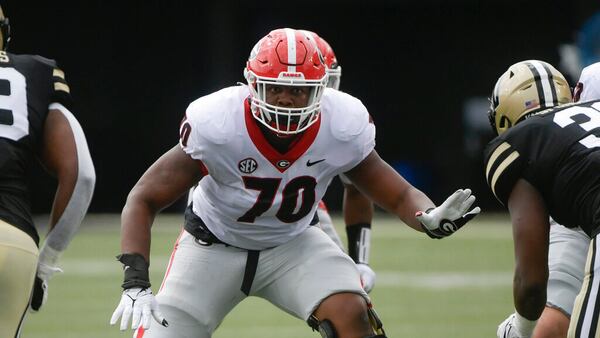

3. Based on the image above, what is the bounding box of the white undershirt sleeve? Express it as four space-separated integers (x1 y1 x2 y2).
40 103 95 262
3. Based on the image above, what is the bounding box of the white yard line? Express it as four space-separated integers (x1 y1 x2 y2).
375 271 512 288
59 258 511 289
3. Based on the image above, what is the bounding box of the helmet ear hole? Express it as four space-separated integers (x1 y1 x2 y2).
499 115 512 129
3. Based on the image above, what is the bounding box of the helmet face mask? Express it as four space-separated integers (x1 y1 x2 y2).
248 80 324 135
488 60 572 135
326 64 341 90
245 28 328 135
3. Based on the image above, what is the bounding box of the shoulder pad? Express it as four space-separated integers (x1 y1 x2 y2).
185 85 248 144
322 89 371 141
483 135 524 205
30 55 58 68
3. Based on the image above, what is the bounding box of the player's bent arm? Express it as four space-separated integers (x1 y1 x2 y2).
39 106 95 259
344 150 434 232
30 106 96 312
121 145 204 261
507 178 549 322
111 147 196 331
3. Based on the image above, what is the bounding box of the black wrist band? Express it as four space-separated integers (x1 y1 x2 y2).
346 223 371 264
117 253 151 289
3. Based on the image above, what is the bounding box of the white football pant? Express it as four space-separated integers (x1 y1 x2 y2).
136 226 367 338
547 220 589 316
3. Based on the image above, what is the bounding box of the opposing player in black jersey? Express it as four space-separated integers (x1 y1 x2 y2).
484 59 600 338
0 6 95 337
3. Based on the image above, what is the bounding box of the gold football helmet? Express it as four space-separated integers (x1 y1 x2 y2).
488 60 572 135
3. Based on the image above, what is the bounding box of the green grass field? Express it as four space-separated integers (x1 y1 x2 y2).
20 213 516 338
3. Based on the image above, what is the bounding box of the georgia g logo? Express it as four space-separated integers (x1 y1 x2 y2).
276 160 291 169
441 221 457 234
239 158 258 174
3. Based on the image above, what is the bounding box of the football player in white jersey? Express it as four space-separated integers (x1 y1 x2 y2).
302 30 377 293
109 28 480 338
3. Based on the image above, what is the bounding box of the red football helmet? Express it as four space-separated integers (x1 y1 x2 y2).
245 28 328 135
301 30 341 90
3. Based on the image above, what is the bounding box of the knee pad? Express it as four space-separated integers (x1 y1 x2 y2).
306 304 387 338
307 316 337 338
366 304 386 335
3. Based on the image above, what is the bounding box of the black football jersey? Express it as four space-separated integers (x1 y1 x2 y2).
484 100 600 237
0 51 73 245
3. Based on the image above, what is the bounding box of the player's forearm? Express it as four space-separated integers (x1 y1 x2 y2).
43 166 94 257
48 172 78 230
392 187 434 231
513 277 546 321
120 197 155 261
44 106 96 253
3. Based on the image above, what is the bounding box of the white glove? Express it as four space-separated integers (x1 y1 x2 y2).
30 246 63 312
497 313 536 338
110 287 168 331
356 263 376 293
416 189 481 239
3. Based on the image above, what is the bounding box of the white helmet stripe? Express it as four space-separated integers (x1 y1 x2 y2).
285 28 296 73
529 60 555 107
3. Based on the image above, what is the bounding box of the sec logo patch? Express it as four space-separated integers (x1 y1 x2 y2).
238 158 258 174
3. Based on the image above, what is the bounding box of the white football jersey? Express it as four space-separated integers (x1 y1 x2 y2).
180 85 375 250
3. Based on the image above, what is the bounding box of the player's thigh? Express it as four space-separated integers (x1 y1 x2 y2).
568 236 600 338
151 230 247 336
0 220 38 338
547 223 589 316
255 226 366 321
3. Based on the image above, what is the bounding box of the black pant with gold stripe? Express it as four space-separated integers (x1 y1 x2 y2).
0 219 38 338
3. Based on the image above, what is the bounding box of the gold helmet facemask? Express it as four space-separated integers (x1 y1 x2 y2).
488 60 572 135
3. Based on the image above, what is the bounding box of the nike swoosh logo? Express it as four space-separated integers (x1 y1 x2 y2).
306 159 326 167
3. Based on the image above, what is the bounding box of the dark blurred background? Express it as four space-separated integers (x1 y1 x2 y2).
5 0 600 214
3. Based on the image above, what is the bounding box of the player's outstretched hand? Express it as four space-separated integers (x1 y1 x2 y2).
416 188 481 239
356 263 376 293
110 287 168 331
